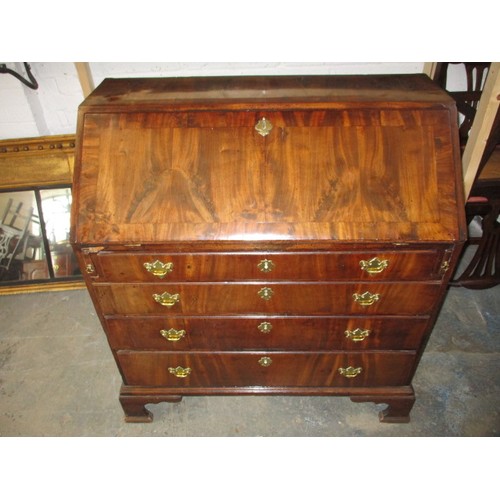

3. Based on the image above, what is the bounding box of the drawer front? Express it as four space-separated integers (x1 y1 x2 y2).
117 351 416 388
105 316 429 351
91 250 445 282
94 282 442 316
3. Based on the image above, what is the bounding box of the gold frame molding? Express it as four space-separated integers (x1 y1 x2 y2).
0 134 85 295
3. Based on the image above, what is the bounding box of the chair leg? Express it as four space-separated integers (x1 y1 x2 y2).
451 198 500 289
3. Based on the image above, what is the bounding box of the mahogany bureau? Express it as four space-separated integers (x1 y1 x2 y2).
70 75 467 423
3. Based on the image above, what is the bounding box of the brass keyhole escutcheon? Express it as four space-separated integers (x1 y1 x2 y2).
258 287 274 301
258 259 275 273
160 328 186 342
168 366 192 378
441 260 450 273
144 260 174 278
258 321 273 334
338 366 363 378
258 356 272 367
255 117 273 137
359 257 389 275
153 291 180 307
344 328 371 342
353 291 380 307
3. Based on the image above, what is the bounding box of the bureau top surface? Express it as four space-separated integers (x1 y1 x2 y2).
72 75 466 247
79 74 454 111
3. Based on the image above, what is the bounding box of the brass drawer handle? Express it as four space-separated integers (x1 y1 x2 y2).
359 257 388 275
258 321 273 334
160 328 186 342
255 117 273 137
338 366 363 378
153 291 180 307
168 366 191 378
144 260 174 278
258 259 275 273
258 356 272 367
353 291 380 307
344 328 371 342
258 287 274 301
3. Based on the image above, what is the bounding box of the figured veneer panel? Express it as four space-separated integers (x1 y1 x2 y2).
74 108 464 245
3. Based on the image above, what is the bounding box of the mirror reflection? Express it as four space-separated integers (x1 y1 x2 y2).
0 187 81 284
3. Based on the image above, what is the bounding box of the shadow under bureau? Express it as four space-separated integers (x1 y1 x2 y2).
71 75 467 423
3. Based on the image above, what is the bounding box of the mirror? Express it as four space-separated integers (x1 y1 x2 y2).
0 134 84 294
0 187 80 283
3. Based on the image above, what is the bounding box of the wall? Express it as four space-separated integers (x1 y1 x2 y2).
0 62 426 140
0 62 82 140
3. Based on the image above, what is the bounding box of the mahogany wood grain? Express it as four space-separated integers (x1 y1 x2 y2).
92 249 448 282
117 351 416 388
104 315 430 351
92 282 443 316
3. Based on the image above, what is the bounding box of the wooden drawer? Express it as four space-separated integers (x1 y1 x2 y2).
91 250 445 282
117 351 416 388
105 315 430 351
93 282 442 316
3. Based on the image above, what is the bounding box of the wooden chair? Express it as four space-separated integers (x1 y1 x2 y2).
435 62 500 289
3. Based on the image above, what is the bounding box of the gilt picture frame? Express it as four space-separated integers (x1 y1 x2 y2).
0 134 84 294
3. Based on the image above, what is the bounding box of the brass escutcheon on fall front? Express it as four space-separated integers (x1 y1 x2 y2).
359 257 389 275
255 117 273 137
344 328 371 342
168 366 192 378
160 328 186 342
143 260 174 278
153 291 180 307
353 291 380 307
338 366 363 378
